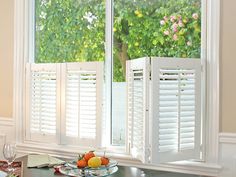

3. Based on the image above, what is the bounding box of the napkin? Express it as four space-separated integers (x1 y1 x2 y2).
27 154 65 168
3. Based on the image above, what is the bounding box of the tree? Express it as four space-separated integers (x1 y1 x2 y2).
35 0 201 81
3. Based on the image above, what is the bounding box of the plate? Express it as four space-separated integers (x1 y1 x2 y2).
58 166 85 177
58 159 118 177
59 165 118 177
87 166 118 177
67 159 118 170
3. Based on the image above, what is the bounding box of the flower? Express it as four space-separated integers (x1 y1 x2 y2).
178 20 184 27
39 11 47 19
173 34 178 41
163 16 168 22
170 15 176 22
164 30 170 36
177 15 182 20
192 13 199 20
187 41 192 46
172 23 178 32
83 12 97 24
160 20 165 25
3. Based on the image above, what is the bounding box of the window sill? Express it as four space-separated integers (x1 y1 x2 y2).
16 142 221 177
116 158 221 177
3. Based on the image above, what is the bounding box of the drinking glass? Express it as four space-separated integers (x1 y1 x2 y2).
2 142 16 172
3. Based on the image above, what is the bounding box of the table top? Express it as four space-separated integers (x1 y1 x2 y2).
16 156 203 177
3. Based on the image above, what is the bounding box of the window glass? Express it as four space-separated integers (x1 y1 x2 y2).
112 0 201 146
34 0 106 146
35 0 105 63
34 0 202 148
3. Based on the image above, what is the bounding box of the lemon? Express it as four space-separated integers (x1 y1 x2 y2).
134 10 139 15
137 13 143 18
88 157 102 168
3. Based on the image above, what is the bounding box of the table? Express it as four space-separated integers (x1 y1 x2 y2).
17 156 204 177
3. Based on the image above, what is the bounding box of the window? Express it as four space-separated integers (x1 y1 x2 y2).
112 0 202 147
17 1 214 166
25 0 105 148
111 0 203 163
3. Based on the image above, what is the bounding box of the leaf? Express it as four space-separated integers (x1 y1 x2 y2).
152 40 158 45
158 36 165 45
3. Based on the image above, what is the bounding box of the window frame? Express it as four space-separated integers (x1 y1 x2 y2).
13 0 220 175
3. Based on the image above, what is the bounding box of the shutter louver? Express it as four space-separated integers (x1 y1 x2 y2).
26 64 59 143
65 71 79 138
79 72 97 139
26 62 103 146
61 62 103 147
151 58 201 164
127 57 150 163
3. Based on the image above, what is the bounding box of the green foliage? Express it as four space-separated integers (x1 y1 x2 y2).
35 0 201 82
35 0 105 63
113 0 201 81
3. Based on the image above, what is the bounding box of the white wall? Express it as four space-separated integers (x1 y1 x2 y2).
218 133 236 177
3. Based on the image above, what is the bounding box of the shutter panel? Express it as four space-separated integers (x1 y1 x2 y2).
61 62 103 147
126 57 150 163
26 63 60 143
151 57 201 164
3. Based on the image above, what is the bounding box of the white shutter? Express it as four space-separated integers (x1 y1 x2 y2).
61 62 103 147
151 57 201 164
126 57 150 163
26 63 60 143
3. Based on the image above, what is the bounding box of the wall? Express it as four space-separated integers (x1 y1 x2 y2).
0 0 14 118
217 1 236 176
220 0 236 133
0 0 15 159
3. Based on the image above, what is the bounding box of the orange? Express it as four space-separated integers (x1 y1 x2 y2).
84 151 95 162
77 159 87 168
100 157 109 166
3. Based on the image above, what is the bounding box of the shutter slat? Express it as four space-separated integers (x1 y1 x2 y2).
151 57 201 164
158 65 197 153
63 62 103 146
127 58 149 163
29 65 57 136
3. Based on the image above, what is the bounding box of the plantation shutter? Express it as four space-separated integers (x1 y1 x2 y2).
26 63 60 143
127 57 150 163
151 57 201 164
61 62 103 147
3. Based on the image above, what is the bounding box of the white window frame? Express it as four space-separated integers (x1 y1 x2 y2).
13 0 221 175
